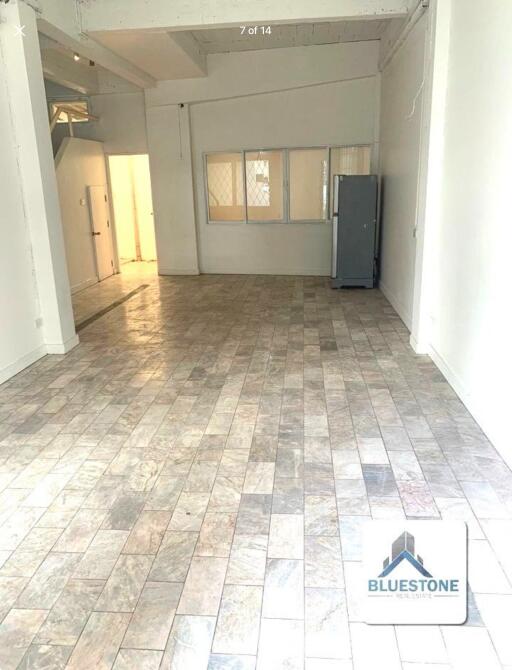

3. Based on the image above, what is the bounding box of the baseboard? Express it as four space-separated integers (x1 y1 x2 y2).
428 345 512 471
158 267 200 276
45 333 80 355
378 278 412 329
0 344 47 385
71 277 98 295
199 266 330 276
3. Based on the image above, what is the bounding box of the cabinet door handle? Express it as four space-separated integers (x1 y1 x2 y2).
92 232 101 236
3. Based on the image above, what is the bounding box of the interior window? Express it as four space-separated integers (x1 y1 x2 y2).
206 152 245 222
50 100 90 123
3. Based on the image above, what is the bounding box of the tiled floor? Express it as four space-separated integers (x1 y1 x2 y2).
72 261 157 325
1 266 512 670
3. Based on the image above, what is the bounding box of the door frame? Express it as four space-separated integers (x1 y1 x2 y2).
87 184 115 282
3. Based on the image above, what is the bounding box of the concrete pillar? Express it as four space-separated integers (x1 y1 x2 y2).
146 102 200 275
0 0 78 355
410 0 451 354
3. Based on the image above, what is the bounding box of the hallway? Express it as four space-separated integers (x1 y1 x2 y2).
0 269 511 669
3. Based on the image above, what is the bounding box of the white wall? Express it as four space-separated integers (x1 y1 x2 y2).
147 41 380 106
55 138 109 292
88 92 147 154
0 1 77 379
420 0 512 466
0 40 45 382
49 92 147 156
378 14 427 328
46 72 148 156
191 77 377 275
145 41 379 276
146 103 199 274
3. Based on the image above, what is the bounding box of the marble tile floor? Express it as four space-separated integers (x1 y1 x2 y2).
72 261 157 325
0 269 511 669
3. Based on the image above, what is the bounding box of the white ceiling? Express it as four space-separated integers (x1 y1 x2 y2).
39 35 143 95
192 19 392 54
90 31 205 81
43 18 400 86
39 35 101 95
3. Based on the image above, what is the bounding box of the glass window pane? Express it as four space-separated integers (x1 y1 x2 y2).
206 153 245 221
289 148 328 221
245 150 284 221
330 146 371 214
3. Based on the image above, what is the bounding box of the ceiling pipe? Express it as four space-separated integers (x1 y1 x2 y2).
379 0 430 71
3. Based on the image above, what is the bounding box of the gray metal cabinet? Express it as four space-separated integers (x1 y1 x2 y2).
331 174 378 288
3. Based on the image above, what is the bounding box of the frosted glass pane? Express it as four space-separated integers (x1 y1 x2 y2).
245 150 284 221
289 148 328 221
206 153 245 221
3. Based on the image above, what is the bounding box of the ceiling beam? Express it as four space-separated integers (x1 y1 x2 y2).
81 0 412 33
168 32 207 76
379 0 428 69
41 49 99 95
36 0 156 88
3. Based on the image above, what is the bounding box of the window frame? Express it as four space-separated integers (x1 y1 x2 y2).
48 98 91 124
204 143 372 225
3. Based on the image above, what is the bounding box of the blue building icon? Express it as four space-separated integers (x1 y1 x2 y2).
379 531 433 578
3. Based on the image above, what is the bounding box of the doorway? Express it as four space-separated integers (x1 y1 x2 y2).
108 154 157 266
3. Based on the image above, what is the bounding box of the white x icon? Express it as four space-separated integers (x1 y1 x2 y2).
14 25 26 37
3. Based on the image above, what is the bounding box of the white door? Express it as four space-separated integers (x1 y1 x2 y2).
87 185 114 281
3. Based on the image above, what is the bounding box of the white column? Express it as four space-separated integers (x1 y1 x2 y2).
409 0 451 353
0 0 78 354
146 102 200 275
